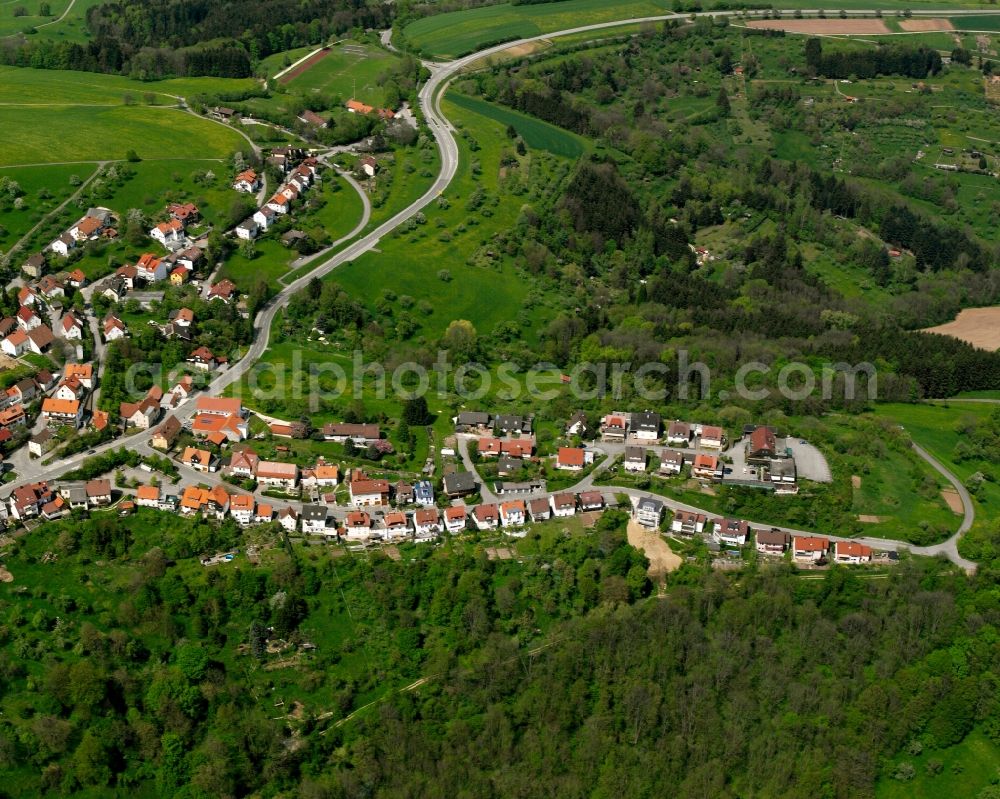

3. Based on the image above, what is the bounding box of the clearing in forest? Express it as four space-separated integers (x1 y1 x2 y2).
923 306 1000 351
626 520 682 581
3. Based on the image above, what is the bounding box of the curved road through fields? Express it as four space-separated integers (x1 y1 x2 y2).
10 7 995 572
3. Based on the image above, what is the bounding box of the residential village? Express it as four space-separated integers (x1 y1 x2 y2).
0 383 889 569
0 146 888 573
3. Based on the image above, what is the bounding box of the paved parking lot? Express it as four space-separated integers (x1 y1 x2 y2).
783 438 832 483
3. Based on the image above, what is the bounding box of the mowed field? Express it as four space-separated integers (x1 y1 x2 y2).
404 0 670 58
281 41 400 107
923 307 1000 351
447 92 585 158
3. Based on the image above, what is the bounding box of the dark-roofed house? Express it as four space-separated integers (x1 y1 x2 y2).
443 471 477 498
632 410 661 442
456 411 491 432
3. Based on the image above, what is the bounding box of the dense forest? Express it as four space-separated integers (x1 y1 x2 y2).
0 0 393 78
0 508 996 797
804 37 943 80
446 22 1000 401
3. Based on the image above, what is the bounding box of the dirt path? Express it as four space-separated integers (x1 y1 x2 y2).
626 520 681 580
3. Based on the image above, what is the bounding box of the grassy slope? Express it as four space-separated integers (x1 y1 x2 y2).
0 162 84 251
0 106 247 165
0 66 256 104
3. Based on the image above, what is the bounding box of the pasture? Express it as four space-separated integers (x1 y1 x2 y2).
281 41 399 108
0 0 71 38
877 727 1000 799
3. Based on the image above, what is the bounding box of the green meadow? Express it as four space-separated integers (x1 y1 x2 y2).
218 174 367 290
0 105 248 165
0 66 256 105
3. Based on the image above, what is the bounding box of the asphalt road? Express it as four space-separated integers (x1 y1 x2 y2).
7 8 993 572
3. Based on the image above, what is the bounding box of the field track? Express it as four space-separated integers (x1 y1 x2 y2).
277 47 331 85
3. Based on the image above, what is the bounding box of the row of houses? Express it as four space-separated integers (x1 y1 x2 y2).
235 156 321 241
668 509 873 563
455 411 533 436
50 208 117 258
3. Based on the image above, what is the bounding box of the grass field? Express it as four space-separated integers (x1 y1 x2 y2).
878 728 1000 799
282 41 400 108
403 0 671 58
0 105 248 165
447 92 586 157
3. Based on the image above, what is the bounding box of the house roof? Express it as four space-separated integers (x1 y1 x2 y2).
92 410 109 431
351 478 389 495
750 425 776 453
693 453 718 469
27 326 54 349
154 415 182 440
579 491 603 506
256 461 298 479
445 506 467 521
42 397 80 415
558 447 586 467
230 494 254 511
74 216 103 236
137 485 160 501
473 503 499 521
86 479 111 497
195 396 242 415
701 425 724 439
794 536 829 552
529 498 550 514
4 329 27 347
757 529 788 546
552 492 575 508
414 508 439 525
181 446 213 466
65 363 92 380
208 279 237 299
345 510 370 526
835 540 872 557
